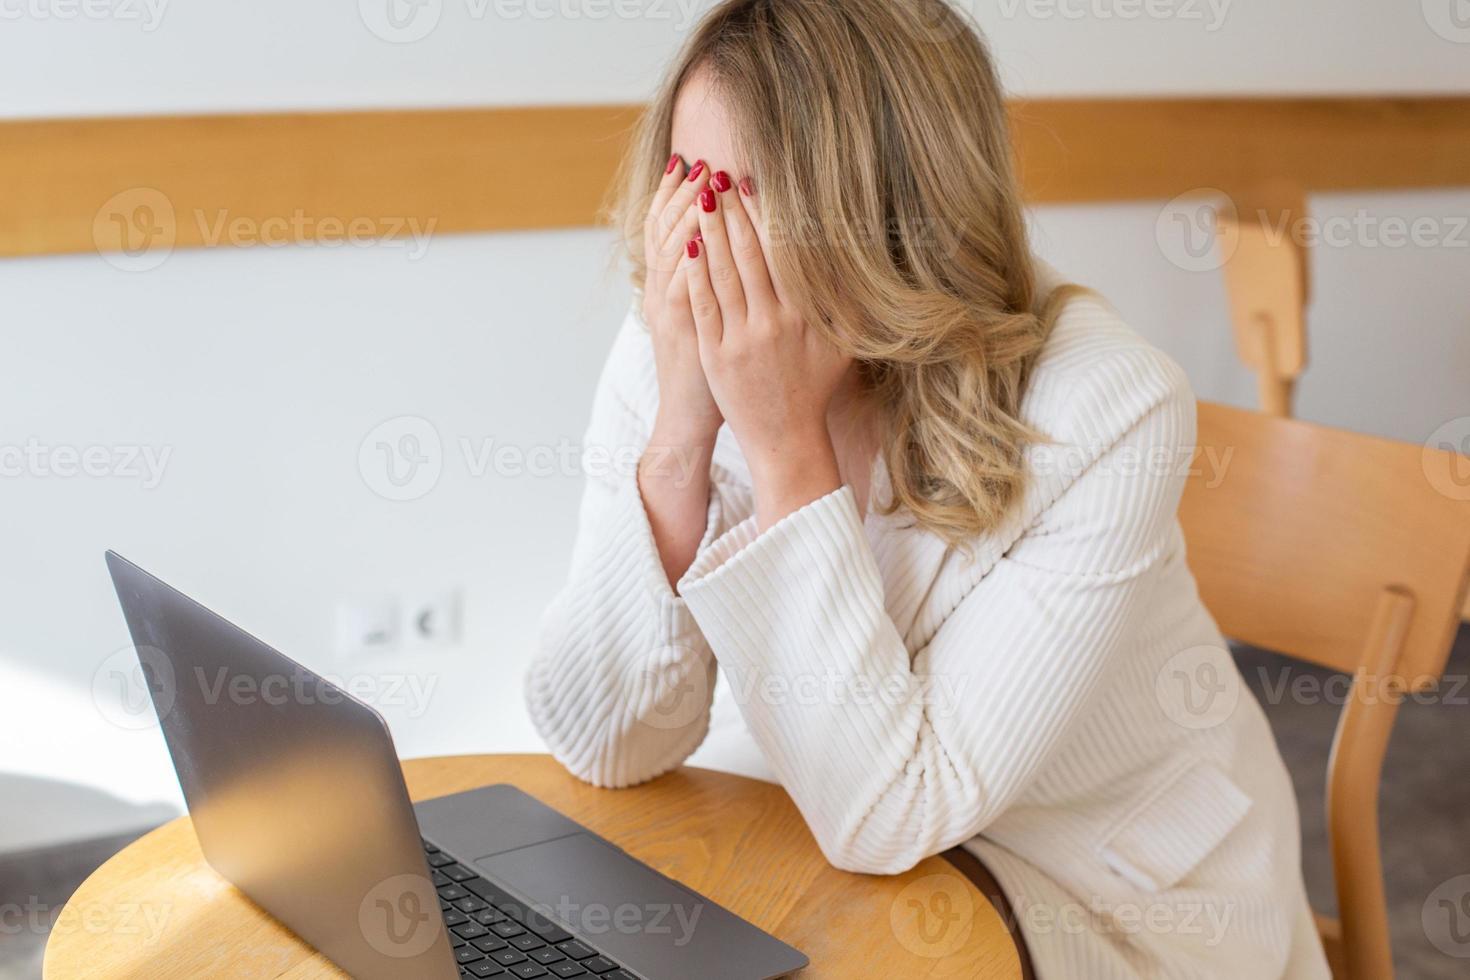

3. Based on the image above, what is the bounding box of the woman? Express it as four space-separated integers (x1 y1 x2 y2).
527 1 1328 976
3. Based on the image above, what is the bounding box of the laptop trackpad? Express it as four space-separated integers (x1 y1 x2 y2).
475 834 752 979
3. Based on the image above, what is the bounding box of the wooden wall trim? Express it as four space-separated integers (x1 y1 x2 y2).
1 106 643 259
1009 97 1470 205
3 97 1469 259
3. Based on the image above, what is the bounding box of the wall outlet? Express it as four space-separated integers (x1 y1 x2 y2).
336 598 401 656
402 590 461 649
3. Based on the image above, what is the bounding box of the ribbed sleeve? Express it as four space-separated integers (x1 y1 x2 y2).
676 354 1197 874
525 310 723 788
532 295 1330 980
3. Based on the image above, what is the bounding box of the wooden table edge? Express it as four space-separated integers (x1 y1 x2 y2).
44 754 1023 979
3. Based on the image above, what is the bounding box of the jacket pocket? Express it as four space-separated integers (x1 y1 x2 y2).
1097 758 1251 893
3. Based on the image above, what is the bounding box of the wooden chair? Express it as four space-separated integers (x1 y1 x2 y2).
1216 180 1470 638
1179 402 1470 980
1215 181 1311 418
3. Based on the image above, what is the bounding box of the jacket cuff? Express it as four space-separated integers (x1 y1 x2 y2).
621 468 721 645
677 486 877 665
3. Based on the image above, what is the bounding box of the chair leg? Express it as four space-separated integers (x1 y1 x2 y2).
1325 588 1414 980
1257 374 1295 418
1314 913 1347 979
941 847 1037 980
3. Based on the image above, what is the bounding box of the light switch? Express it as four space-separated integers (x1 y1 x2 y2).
403 591 461 648
336 598 401 656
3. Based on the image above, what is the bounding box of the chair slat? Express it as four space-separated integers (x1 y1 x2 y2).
1181 401 1470 682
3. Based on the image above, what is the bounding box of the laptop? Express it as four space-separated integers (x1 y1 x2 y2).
105 552 808 980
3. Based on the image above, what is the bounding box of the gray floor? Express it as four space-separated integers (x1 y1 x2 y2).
1235 623 1470 980
3 627 1466 979
0 830 152 980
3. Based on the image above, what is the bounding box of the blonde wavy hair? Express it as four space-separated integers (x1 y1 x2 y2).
614 0 1077 544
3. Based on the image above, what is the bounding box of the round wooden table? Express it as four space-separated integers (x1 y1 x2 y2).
44 754 1021 978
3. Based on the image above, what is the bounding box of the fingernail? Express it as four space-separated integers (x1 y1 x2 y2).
711 170 732 193
687 160 706 182
699 189 717 213
693 231 704 242
665 153 681 175
738 176 756 197
686 238 701 259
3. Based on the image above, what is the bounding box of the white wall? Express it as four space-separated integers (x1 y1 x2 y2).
3 0 1468 845
2 230 632 834
2 0 1468 118
1035 190 1470 443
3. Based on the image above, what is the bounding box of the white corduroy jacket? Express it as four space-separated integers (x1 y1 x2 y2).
527 283 1331 979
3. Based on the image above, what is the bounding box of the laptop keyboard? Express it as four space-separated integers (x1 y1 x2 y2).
423 838 643 980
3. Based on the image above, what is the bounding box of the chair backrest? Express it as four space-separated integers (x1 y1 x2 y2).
1182 402 1470 684
1216 181 1311 417
1179 402 1470 980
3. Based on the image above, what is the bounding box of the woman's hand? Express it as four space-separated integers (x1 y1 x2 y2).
638 155 723 588
642 155 722 444
680 173 852 530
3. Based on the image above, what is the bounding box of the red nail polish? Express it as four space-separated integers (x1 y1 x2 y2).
699 189 717 213
687 160 706 182
686 238 701 259
665 153 681 175
711 170 732 193
738 176 756 197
